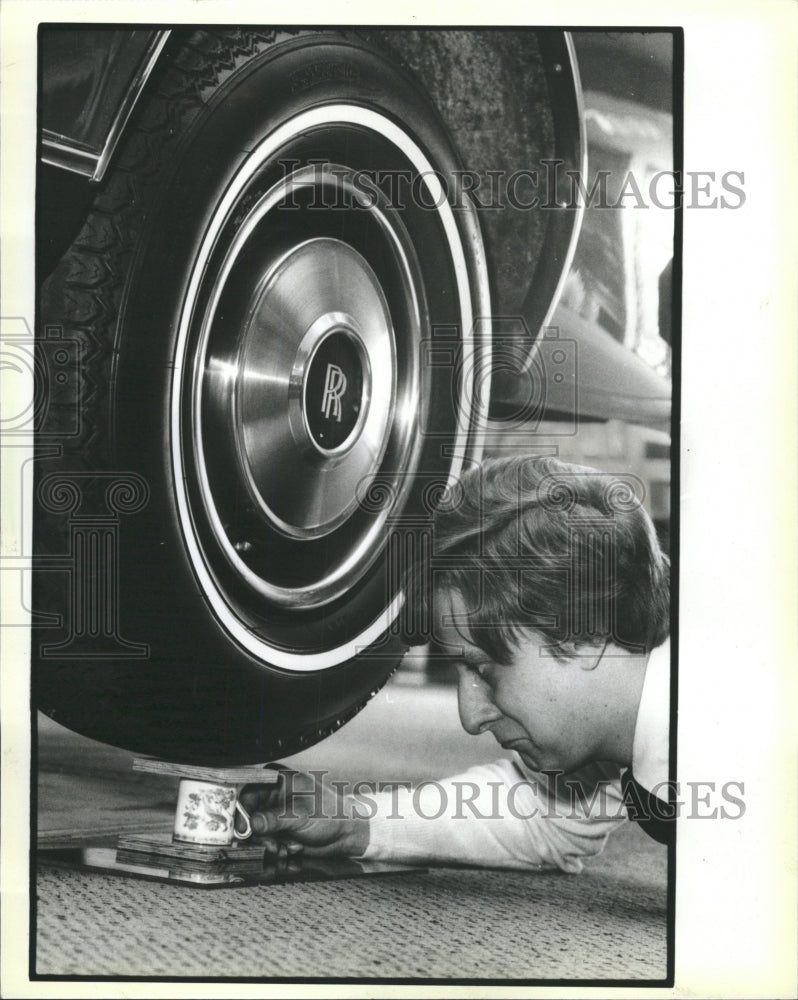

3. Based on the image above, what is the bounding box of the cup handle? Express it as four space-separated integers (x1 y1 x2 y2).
233 800 252 840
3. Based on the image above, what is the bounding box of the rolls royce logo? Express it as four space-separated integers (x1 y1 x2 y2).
321 363 347 422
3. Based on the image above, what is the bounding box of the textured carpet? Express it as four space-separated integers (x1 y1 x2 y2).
35 682 668 981
36 822 667 980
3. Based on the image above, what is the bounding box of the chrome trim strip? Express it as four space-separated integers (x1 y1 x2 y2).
520 31 587 373
41 132 99 178
93 30 171 182
538 32 587 335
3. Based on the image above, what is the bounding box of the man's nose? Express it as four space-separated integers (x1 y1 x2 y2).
456 667 501 736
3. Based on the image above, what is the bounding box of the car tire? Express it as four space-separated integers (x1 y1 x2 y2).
34 28 490 764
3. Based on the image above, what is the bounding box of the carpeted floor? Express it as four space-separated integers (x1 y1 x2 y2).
35 679 669 982
36 834 667 980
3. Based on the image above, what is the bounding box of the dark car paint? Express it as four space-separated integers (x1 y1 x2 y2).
41 29 160 166
37 26 672 426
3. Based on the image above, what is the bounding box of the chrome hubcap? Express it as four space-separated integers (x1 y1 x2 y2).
235 239 395 538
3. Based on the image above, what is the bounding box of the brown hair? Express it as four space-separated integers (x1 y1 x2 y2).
401 455 670 661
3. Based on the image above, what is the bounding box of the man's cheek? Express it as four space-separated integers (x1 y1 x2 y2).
502 700 531 727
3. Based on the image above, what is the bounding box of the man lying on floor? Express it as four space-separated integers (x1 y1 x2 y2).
240 455 674 873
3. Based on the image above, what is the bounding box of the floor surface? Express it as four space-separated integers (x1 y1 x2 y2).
35 677 669 982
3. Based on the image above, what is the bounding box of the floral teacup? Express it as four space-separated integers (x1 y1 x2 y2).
173 779 252 846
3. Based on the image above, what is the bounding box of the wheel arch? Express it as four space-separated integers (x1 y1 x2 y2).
39 26 583 335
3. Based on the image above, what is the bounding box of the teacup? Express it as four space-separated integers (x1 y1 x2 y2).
173 778 252 846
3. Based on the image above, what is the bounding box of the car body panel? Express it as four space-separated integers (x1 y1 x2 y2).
40 27 170 180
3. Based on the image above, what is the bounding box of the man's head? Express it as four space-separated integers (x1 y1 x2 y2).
401 455 670 771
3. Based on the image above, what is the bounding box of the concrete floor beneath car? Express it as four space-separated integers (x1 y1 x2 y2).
35 674 669 982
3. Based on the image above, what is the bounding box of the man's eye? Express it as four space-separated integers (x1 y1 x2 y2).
457 659 494 686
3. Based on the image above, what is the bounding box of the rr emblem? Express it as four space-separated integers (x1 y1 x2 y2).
321 363 347 422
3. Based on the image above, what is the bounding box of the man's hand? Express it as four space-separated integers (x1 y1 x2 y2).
238 765 370 860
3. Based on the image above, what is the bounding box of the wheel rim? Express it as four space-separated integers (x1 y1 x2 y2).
171 105 485 671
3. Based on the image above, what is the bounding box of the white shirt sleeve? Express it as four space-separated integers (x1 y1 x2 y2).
355 757 627 874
